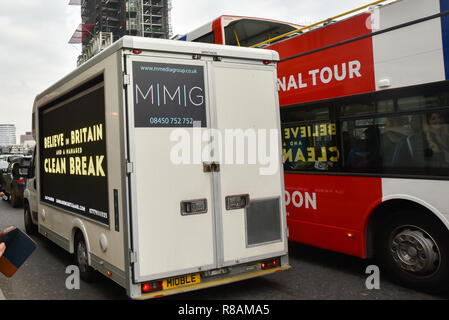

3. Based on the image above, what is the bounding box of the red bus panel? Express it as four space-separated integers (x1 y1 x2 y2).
285 174 382 257
270 13 376 106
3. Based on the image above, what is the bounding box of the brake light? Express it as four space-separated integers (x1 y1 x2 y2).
142 281 163 293
133 49 142 55
16 179 25 183
261 259 280 270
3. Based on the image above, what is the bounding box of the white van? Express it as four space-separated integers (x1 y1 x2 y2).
24 36 289 299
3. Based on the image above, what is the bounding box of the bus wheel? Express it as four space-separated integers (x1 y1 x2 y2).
75 233 97 282
377 211 449 293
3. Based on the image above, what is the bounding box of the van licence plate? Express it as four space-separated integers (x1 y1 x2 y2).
163 274 201 290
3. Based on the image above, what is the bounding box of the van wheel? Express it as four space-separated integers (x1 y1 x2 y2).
376 211 449 293
24 203 37 235
10 192 19 208
75 233 97 282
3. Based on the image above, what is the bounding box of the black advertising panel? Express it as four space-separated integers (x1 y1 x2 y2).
132 61 207 128
39 84 109 225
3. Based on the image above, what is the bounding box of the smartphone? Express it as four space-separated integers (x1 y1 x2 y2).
0 228 37 277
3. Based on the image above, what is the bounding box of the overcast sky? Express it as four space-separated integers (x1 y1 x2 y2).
0 0 392 142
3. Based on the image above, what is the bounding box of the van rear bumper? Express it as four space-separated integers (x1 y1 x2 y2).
135 264 291 300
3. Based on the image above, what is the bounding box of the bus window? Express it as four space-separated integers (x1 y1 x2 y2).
281 82 449 176
282 121 340 172
192 31 215 44
281 104 330 123
224 18 298 47
183 16 301 47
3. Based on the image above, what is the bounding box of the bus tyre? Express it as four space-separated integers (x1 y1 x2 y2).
377 211 449 294
75 234 97 283
24 203 37 235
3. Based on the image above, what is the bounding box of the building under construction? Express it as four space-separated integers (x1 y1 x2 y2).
69 0 173 65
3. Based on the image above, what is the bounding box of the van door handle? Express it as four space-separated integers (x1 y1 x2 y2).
203 162 220 173
181 199 208 216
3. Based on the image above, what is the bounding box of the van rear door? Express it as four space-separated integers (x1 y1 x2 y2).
209 62 288 267
126 54 287 283
126 56 217 282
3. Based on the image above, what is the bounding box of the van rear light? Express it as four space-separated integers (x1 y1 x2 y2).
133 49 142 55
225 194 250 210
261 258 280 270
142 281 163 293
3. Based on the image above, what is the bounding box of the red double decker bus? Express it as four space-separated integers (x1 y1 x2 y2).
179 0 449 293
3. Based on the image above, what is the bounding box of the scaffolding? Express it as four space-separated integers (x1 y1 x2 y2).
77 32 114 66
69 0 173 64
128 0 173 38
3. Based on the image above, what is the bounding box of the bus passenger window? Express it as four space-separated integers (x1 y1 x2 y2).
343 121 382 171
341 112 449 175
281 106 330 123
380 116 409 167
282 122 340 172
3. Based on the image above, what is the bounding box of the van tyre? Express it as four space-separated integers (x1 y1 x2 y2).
10 192 20 208
24 203 37 235
75 234 97 282
376 211 449 294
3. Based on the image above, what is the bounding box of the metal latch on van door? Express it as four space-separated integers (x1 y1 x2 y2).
123 73 131 86
129 250 137 264
180 199 208 216
203 162 220 173
126 162 133 174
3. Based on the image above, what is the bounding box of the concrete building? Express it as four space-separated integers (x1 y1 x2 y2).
0 124 16 145
20 132 33 145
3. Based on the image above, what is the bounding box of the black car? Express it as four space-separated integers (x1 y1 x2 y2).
2 156 32 207
0 155 22 192
0 158 9 191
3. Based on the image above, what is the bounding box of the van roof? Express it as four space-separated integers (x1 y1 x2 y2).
34 36 278 106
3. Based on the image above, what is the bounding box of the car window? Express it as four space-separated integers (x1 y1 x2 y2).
0 160 8 170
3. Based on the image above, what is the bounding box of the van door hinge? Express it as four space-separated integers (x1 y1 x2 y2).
129 251 137 264
126 162 134 174
123 73 131 86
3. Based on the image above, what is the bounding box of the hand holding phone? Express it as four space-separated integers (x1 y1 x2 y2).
0 242 5 258
0 227 14 258
0 227 37 277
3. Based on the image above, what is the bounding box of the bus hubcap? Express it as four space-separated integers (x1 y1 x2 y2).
390 227 440 275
